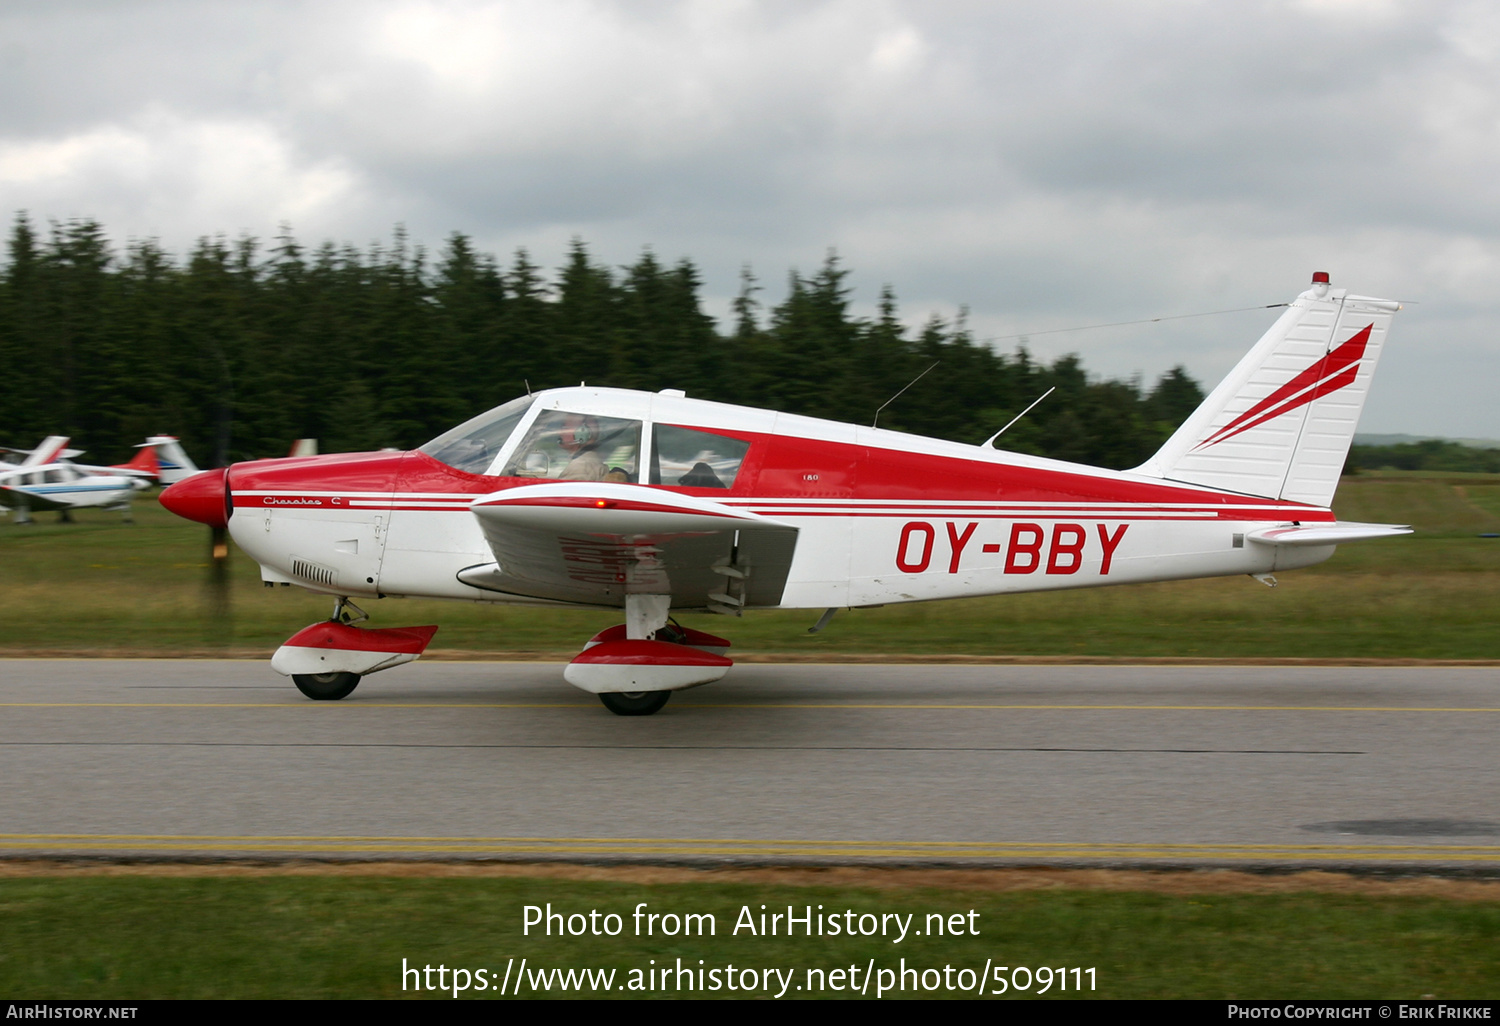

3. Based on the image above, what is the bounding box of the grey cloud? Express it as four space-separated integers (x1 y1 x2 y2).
0 0 1496 433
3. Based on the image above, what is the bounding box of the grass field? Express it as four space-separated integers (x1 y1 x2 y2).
3 479 1497 1001
1 473 1498 658
1 872 1497 999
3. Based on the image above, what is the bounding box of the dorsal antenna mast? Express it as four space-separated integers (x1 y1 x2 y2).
984 386 1055 448
873 362 939 429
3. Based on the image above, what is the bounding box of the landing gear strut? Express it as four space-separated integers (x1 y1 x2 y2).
332 596 369 624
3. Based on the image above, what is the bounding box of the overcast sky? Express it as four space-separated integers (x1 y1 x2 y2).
2 0 1497 435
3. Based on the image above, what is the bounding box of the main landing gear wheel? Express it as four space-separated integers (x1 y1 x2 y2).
598 691 671 716
292 671 361 701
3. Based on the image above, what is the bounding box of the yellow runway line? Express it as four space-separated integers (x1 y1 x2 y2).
0 702 590 709
694 704 1500 712
2 702 1499 712
1 833 1498 862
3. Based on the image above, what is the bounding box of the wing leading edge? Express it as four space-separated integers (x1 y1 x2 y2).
460 483 799 612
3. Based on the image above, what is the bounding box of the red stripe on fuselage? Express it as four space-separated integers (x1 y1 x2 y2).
472 495 745 518
224 429 1328 515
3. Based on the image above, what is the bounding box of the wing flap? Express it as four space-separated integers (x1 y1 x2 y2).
466 483 799 608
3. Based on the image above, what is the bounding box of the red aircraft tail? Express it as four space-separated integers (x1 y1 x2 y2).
113 445 160 477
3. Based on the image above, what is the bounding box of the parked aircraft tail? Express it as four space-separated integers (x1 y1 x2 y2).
141 436 203 485
17 436 73 468
1133 272 1399 508
113 445 160 477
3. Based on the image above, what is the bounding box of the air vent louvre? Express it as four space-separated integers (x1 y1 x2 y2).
291 558 337 588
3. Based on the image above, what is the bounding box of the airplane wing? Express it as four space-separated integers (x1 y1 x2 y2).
459 482 799 613
1247 521 1412 546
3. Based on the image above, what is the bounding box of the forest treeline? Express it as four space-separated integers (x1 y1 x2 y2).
0 215 1206 469
1347 440 1500 475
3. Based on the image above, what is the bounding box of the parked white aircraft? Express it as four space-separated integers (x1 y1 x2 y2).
1 435 202 522
138 435 203 485
161 272 1409 713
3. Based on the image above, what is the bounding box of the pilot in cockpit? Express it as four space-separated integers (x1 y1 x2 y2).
557 414 606 481
498 408 641 481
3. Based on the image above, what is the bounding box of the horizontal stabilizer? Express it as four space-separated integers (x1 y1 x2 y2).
1247 521 1412 547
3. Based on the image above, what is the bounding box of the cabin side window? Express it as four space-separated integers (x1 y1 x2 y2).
650 425 751 489
501 410 642 482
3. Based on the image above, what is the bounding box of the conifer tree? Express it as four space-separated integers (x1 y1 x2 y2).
0 216 1206 471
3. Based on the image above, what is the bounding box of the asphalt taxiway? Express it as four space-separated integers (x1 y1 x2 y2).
2 659 1497 871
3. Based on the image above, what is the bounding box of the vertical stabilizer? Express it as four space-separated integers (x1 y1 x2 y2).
113 445 160 476
19 436 70 468
1134 273 1399 507
144 436 202 484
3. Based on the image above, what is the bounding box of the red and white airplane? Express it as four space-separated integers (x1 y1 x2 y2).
161 272 1408 714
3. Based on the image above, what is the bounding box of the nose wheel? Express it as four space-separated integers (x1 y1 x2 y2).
598 691 671 716
292 671 361 700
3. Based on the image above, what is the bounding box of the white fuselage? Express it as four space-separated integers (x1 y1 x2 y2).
228 388 1335 611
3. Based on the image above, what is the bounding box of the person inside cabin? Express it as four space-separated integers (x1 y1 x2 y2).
676 461 726 488
558 414 606 481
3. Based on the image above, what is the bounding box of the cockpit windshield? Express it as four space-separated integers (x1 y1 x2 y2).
418 395 533 475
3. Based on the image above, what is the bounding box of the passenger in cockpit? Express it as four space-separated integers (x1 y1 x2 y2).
558 414 606 481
